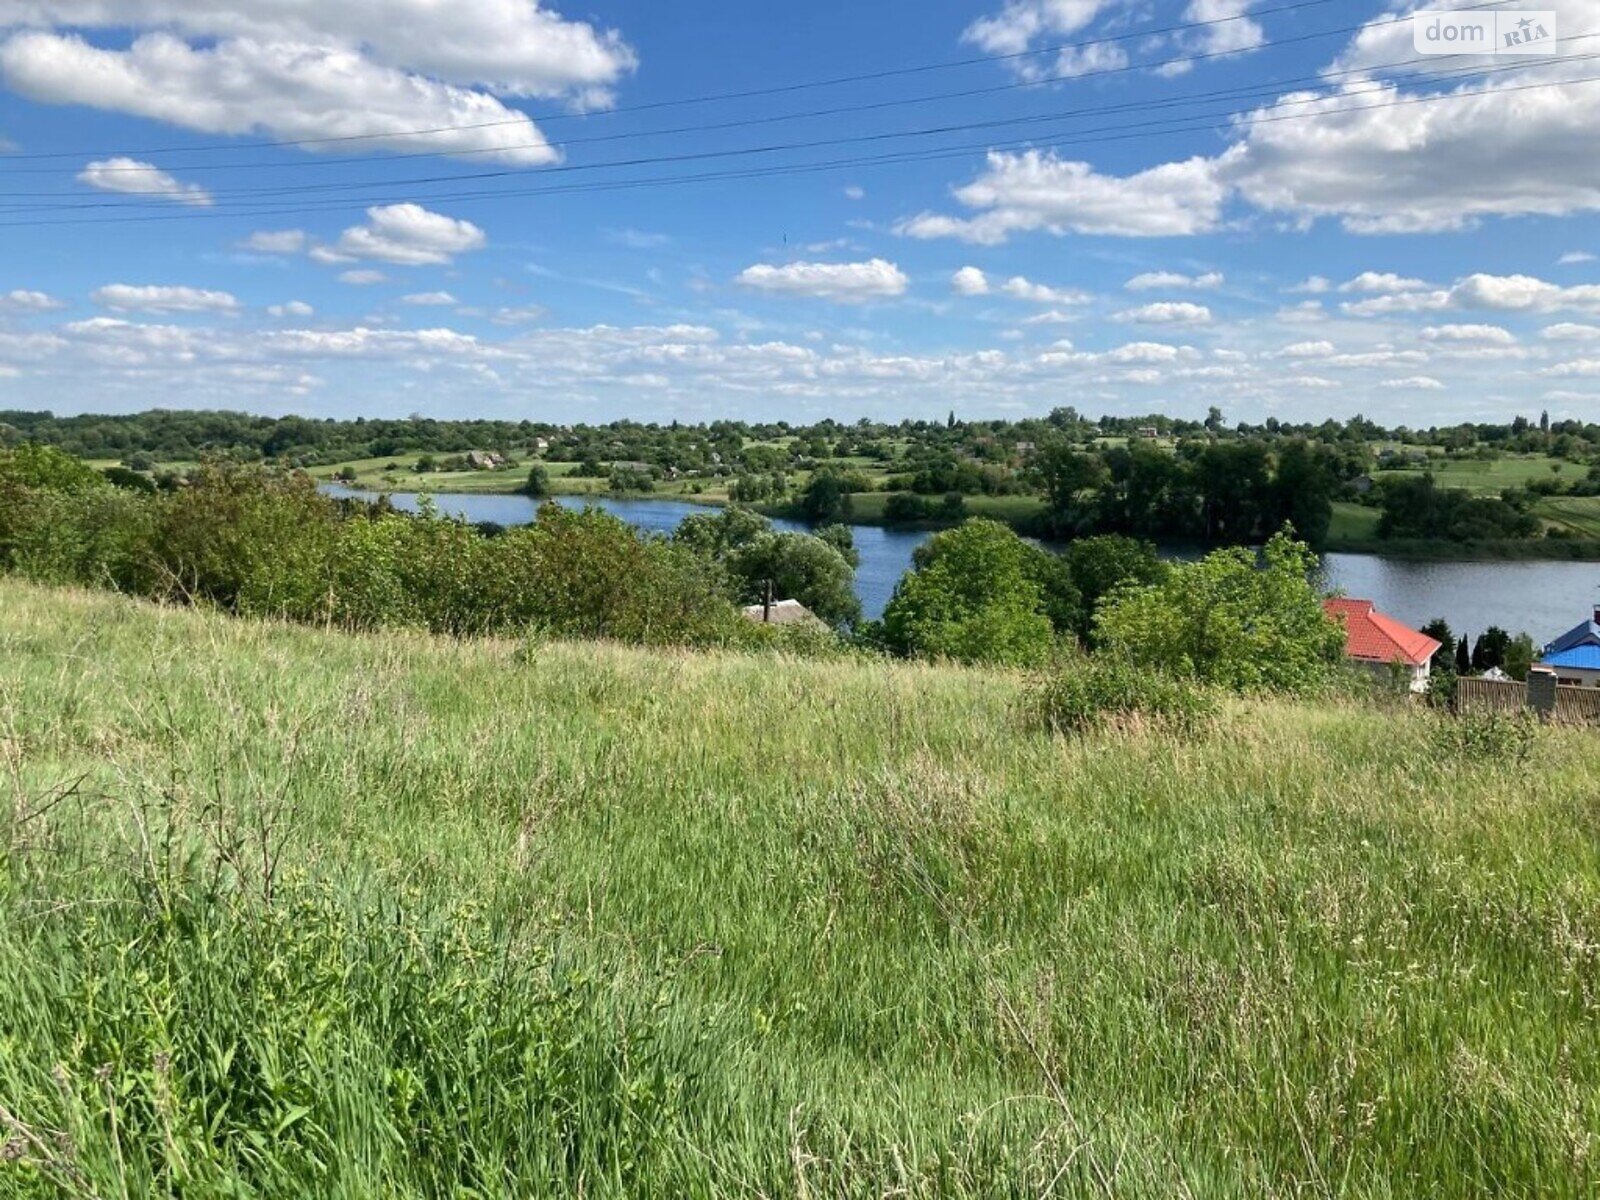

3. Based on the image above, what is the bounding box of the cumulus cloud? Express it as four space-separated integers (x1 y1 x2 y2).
1378 376 1446 390
912 5 1600 242
92 284 239 314
1000 275 1089 304
401 291 458 306
897 150 1229 243
1115 301 1212 325
1421 324 1515 344
338 269 387 286
952 266 991 296
78 157 211 205
1126 270 1223 291
325 204 487 266
0 289 65 311
0 3 635 162
1542 322 1600 341
735 258 908 303
267 300 314 319
1339 272 1430 294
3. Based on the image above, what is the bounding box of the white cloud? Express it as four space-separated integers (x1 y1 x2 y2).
897 150 1227 243
1538 359 1600 379
1558 251 1596 265
1378 376 1446 390
328 204 486 266
1339 272 1430 294
952 266 990 296
0 3 635 162
844 185 865 200
1420 324 1515 344
401 291 458 306
1021 309 1080 325
0 289 65 311
78 157 210 205
242 230 307 255
92 284 239 314
962 1 1107 57
1276 340 1335 359
1542 323 1600 341
338 269 387 286
1287 276 1330 295
736 258 908 303
1000 275 1089 304
489 304 548 325
1103 341 1187 364
1115 301 1212 325
916 6 1600 242
1125 270 1223 291
267 301 314 319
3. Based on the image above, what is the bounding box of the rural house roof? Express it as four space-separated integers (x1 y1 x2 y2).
1323 598 1441 668
1544 616 1600 656
1544 644 1600 671
740 598 821 627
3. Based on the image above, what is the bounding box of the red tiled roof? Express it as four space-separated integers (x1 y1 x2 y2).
1323 598 1441 668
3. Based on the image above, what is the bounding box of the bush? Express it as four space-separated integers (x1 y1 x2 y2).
1094 530 1343 694
1031 658 1216 736
1434 711 1538 767
880 519 1057 667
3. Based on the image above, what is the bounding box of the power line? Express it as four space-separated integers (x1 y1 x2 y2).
3 42 1584 209
0 69 1592 228
2 5 1521 183
0 0 1356 164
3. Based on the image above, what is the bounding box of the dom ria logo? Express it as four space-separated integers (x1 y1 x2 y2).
1414 9 1557 55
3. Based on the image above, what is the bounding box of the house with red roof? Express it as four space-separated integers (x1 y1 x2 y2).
1323 598 1443 693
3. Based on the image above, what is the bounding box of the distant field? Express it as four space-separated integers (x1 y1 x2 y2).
4 581 1598 1196
1538 495 1600 538
1374 455 1571 494
1328 500 1381 543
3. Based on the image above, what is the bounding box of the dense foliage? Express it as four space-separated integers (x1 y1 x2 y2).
1095 531 1346 692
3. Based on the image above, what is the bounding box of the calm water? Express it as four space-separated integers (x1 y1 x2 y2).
322 487 1600 641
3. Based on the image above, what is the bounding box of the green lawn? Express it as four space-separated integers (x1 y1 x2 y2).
1538 495 1600 538
2 581 1598 1196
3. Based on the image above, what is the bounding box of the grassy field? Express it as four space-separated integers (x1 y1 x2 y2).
1373 454 1572 495
3 582 1598 1196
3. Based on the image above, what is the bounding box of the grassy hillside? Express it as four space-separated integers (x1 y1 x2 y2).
2 581 1598 1197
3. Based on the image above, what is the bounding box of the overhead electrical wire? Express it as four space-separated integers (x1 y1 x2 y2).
0 66 1591 229
0 0 1362 163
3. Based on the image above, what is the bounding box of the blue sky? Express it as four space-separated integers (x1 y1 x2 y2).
0 0 1596 425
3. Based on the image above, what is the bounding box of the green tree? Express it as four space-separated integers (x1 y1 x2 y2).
1420 619 1455 672
880 519 1056 667
1471 626 1512 672
1062 535 1170 643
522 464 551 498
674 507 771 560
798 467 867 525
1094 530 1343 692
729 532 860 628
1504 633 1537 681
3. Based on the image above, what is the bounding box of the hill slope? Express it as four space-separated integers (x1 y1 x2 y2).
2 581 1598 1197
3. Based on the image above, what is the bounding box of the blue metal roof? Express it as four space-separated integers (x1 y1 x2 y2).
1544 620 1600 656
1542 644 1600 671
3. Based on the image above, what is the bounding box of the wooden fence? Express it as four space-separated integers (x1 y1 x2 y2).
1456 676 1600 726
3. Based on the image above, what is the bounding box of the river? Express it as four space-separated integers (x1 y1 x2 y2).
322 486 1600 643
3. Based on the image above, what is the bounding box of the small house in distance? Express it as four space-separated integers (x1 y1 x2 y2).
1540 606 1600 687
465 450 504 471
1323 598 1442 693
740 598 822 628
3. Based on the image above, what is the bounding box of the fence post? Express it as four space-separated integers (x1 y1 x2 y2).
1527 666 1558 723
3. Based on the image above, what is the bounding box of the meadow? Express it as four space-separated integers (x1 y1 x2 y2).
2 580 1598 1197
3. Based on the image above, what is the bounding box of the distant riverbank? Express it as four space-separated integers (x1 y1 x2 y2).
322 485 1600 639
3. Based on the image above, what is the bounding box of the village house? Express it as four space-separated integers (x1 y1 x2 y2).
740 598 823 628
464 450 504 471
1323 598 1442 693
1540 606 1600 688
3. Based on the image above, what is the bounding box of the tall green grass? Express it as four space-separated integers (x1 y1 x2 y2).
2 580 1598 1196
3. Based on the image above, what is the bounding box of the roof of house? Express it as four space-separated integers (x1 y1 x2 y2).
740 598 821 627
1323 598 1441 668
1544 618 1600 656
1543 643 1600 671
